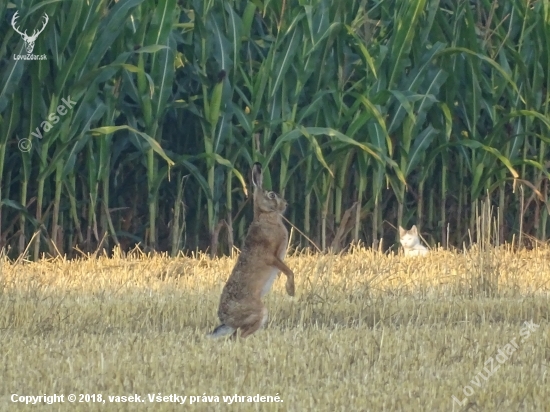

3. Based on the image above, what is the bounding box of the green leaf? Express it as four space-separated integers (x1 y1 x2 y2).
456 139 519 179
405 125 437 176
351 92 392 155
437 47 524 103
90 125 174 167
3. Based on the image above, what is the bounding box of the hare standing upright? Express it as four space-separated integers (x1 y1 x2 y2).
208 163 295 339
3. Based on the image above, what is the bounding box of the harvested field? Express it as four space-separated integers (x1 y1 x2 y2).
1 246 549 411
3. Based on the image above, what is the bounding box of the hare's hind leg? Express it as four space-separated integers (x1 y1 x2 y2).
238 306 268 339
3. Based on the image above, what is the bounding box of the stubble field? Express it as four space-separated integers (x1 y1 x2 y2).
0 246 549 411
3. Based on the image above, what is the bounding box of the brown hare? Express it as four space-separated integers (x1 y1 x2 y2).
208 163 295 339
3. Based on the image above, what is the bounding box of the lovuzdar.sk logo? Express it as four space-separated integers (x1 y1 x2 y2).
11 11 49 60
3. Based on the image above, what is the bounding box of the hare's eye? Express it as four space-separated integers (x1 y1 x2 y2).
268 191 276 199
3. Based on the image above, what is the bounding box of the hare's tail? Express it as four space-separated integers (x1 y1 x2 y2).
207 324 235 338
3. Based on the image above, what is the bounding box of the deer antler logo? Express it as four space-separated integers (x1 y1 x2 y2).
11 11 49 54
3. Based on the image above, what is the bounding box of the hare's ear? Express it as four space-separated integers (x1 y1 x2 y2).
410 225 418 235
252 162 263 190
399 226 406 237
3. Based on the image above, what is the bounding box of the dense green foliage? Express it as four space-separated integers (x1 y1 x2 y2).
1 0 549 259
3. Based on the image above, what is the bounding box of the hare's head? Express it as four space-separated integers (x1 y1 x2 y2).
252 163 287 215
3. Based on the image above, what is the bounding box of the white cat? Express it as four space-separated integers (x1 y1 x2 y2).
399 225 428 256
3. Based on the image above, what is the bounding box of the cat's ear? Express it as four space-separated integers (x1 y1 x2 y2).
399 226 406 236
410 225 418 235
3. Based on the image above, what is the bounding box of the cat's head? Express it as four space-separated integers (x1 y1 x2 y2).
399 225 420 248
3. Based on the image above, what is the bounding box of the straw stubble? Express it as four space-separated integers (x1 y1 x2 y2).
0 246 548 411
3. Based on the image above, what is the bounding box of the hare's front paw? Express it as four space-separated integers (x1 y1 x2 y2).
286 277 295 296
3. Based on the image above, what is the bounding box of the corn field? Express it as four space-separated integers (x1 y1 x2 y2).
1 0 550 260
